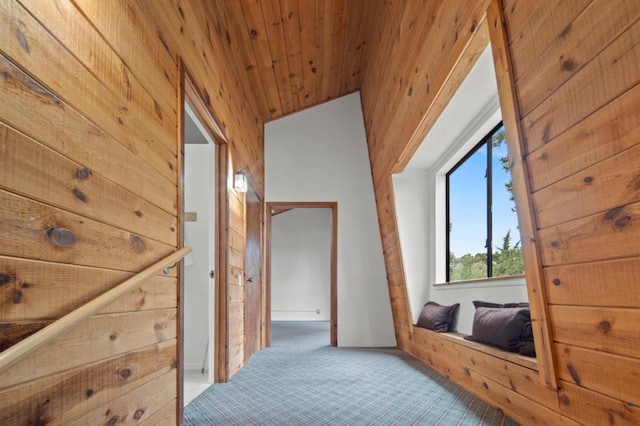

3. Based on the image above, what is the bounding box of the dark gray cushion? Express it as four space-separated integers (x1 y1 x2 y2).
466 307 532 353
416 302 459 332
472 300 529 309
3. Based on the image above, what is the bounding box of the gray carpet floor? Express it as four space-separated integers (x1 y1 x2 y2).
184 321 517 425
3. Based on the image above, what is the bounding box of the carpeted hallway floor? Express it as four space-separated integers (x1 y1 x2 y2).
184 321 517 425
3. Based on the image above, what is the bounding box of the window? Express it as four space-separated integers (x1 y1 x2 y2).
446 123 524 282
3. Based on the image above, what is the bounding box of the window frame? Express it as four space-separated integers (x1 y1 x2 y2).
445 121 514 282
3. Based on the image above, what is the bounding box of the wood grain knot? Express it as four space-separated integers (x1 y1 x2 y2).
119 368 132 379
85 388 94 397
12 290 22 304
552 278 561 286
614 216 631 228
107 416 119 426
0 272 14 286
559 394 570 405
250 29 258 37
129 235 147 253
75 168 92 180
134 210 143 218
153 100 163 120
72 188 87 203
566 363 581 385
583 176 593 184
464 367 471 376
599 320 611 333
109 333 118 341
604 206 625 221
133 409 145 420
483 382 489 390
562 58 576 71
45 227 78 247
542 125 551 143
11 22 30 53
154 322 165 331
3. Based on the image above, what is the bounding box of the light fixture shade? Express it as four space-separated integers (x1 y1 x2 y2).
234 170 248 193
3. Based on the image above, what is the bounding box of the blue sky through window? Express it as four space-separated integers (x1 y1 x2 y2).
449 127 519 257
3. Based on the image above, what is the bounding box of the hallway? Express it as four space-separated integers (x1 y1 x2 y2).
183 322 516 425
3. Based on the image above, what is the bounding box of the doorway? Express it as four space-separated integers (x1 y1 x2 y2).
244 187 262 362
265 202 337 347
182 102 216 395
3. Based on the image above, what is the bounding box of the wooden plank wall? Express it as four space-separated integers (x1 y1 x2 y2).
0 0 263 424
360 0 493 348
501 0 640 422
362 0 640 424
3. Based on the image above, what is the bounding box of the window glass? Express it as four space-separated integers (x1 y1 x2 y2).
448 144 487 281
446 123 524 281
491 127 524 277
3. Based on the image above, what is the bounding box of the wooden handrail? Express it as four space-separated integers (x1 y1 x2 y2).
0 246 192 373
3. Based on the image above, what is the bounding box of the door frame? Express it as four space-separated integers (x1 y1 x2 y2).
178 61 230 416
244 184 263 362
265 202 338 347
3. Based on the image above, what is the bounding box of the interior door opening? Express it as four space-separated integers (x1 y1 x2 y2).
183 102 216 388
266 202 337 347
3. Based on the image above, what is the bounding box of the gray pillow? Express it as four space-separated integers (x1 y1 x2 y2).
472 300 529 309
416 302 459 332
466 307 531 353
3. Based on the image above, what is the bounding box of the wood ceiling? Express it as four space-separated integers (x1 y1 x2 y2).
216 0 378 122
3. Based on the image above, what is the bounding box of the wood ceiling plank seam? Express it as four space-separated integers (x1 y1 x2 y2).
195 0 266 126
297 0 318 107
362 1 442 162
260 0 295 114
371 1 489 168
279 0 307 111
164 0 265 158
241 0 284 118
341 0 368 94
213 1 272 122
394 15 491 173
328 0 348 100
182 0 261 125
359 0 410 146
315 0 333 103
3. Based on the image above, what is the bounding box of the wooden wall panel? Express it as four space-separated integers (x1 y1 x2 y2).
1 0 264 421
501 0 640 422
0 341 176 425
361 0 640 423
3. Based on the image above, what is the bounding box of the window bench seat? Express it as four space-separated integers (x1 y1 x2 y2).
410 326 537 371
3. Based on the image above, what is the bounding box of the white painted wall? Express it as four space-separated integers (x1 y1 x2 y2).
184 143 214 370
393 45 528 335
271 208 331 321
265 92 396 347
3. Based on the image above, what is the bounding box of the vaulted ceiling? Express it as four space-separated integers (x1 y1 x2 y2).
216 0 378 122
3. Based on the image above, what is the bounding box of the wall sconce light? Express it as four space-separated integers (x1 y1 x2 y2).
234 170 248 193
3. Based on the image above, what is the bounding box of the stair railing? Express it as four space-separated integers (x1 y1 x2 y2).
0 246 192 373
